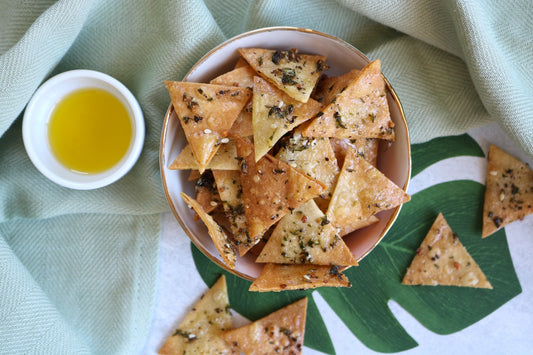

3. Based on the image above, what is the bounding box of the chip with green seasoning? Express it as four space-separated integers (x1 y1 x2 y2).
238 47 327 103
165 81 251 173
482 144 533 238
402 213 492 288
158 275 236 355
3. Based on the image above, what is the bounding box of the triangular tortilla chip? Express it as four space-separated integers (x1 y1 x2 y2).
159 275 236 355
257 200 357 266
181 193 237 269
234 56 249 69
327 147 410 228
311 69 360 105
165 81 251 172
210 65 255 89
249 264 351 292
252 76 322 161
210 66 255 138
276 130 339 211
234 136 326 255
212 169 249 255
482 145 533 238
301 60 395 140
238 47 327 103
222 298 307 354
169 140 239 170
330 137 379 168
402 213 492 288
339 215 380 237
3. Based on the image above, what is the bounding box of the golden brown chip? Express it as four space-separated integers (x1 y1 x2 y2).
311 69 360 105
276 130 339 212
301 60 395 140
234 56 249 69
249 264 351 292
338 215 380 237
210 66 255 138
188 170 201 181
210 65 255 89
402 213 492 288
159 275 236 355
257 200 357 266
327 147 410 228
165 81 251 172
238 47 327 103
212 170 249 255
181 193 237 269
330 137 379 168
234 136 326 255
222 298 307 354
482 145 533 238
169 141 239 170
252 75 322 161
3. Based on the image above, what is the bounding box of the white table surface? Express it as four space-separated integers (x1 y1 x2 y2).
142 123 533 355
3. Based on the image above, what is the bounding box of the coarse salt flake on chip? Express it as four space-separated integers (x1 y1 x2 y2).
257 199 357 266
402 213 492 288
302 60 395 140
252 75 322 161
234 136 326 256
482 145 533 238
158 275 236 355
165 81 251 173
181 193 237 269
222 298 307 354
249 264 351 292
238 47 327 103
327 147 410 228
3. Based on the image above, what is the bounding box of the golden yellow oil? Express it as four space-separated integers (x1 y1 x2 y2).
48 88 132 174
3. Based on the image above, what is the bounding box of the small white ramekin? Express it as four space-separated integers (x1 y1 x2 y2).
23 69 145 190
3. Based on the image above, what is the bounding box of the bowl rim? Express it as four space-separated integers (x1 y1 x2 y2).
160 26 411 281
23 69 145 190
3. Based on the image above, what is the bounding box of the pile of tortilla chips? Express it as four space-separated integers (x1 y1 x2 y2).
165 47 410 291
159 275 308 355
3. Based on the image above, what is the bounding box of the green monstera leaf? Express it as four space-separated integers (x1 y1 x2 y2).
191 134 521 354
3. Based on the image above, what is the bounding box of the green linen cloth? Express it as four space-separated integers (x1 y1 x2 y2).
0 0 531 353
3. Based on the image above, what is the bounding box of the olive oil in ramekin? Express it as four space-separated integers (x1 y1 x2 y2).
48 88 133 174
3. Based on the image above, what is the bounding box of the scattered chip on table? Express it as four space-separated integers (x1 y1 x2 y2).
482 144 533 238
249 264 351 292
238 47 327 103
158 275 236 355
222 297 307 354
181 193 237 269
301 60 395 140
402 213 492 288
165 81 251 172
